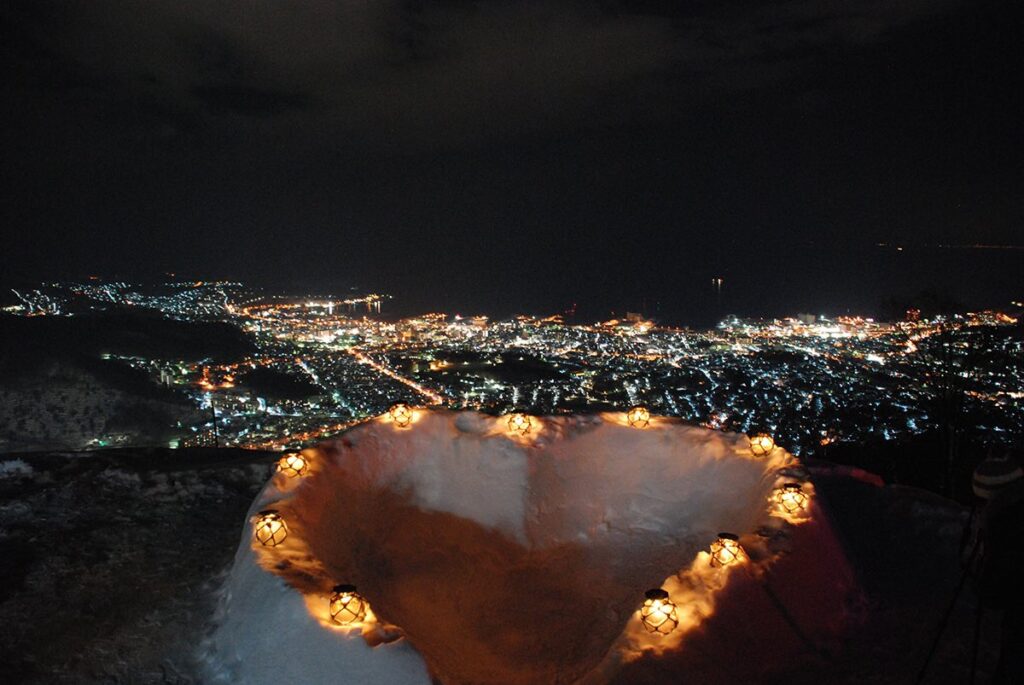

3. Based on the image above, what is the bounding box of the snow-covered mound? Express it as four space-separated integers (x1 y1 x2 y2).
202 410 855 684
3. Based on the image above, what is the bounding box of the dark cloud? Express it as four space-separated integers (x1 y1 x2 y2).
1 0 1019 322
190 83 311 117
1 0 963 148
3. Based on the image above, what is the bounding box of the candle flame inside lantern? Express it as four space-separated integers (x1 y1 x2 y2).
389 403 413 428
329 584 368 625
640 588 679 635
749 433 775 457
253 510 288 546
277 452 309 478
626 406 650 428
774 482 809 514
506 413 532 435
710 532 745 567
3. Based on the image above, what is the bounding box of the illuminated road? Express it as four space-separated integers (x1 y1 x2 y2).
346 348 445 405
244 419 364 450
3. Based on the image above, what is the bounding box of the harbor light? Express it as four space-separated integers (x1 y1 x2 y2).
640 588 678 635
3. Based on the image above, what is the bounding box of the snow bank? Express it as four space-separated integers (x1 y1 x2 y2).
0 458 33 478
203 410 851 684
201 533 431 684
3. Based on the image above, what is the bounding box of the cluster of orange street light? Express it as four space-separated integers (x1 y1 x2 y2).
249 420 361 451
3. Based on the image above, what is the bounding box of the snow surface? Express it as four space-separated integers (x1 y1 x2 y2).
202 410 851 684
0 458 33 478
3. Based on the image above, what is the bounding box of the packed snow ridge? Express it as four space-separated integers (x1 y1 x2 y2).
202 410 832 684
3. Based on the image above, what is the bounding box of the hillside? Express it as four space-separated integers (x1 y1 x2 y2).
0 359 202 451
0 312 254 451
0 447 276 683
0 311 254 367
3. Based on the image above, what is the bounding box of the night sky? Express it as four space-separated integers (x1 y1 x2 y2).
2 1 1021 323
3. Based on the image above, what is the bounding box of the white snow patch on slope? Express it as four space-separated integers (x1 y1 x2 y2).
0 459 33 478
201 532 430 684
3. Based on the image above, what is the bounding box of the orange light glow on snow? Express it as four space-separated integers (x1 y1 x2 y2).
749 433 775 457
506 413 533 435
253 510 289 546
626 406 650 428
709 533 746 567
388 403 414 427
277 452 309 477
639 589 678 635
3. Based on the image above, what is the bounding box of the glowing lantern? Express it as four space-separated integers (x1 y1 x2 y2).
749 433 775 457
640 588 679 635
774 482 809 514
507 413 532 435
329 584 368 625
253 510 288 547
710 532 745 567
626 406 650 428
277 452 309 478
389 403 413 428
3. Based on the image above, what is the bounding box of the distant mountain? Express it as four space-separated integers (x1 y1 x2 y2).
0 446 275 682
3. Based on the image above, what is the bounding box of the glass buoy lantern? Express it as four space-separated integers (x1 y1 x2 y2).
507 413 532 435
626 406 650 428
253 510 288 547
640 588 679 635
774 482 809 514
749 433 775 457
329 584 368 625
277 452 309 478
710 532 745 567
389 403 413 428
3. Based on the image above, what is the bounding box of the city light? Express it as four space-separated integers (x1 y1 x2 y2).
10 279 1021 456
349 348 444 405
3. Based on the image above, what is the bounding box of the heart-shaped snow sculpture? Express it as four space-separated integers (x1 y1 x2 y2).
284 411 778 684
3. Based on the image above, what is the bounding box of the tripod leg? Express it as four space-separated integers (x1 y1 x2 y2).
760 579 831 661
916 538 981 684
970 602 984 685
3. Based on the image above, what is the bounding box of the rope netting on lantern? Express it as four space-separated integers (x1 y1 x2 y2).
640 588 679 635
277 452 309 478
252 510 288 546
329 585 369 625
